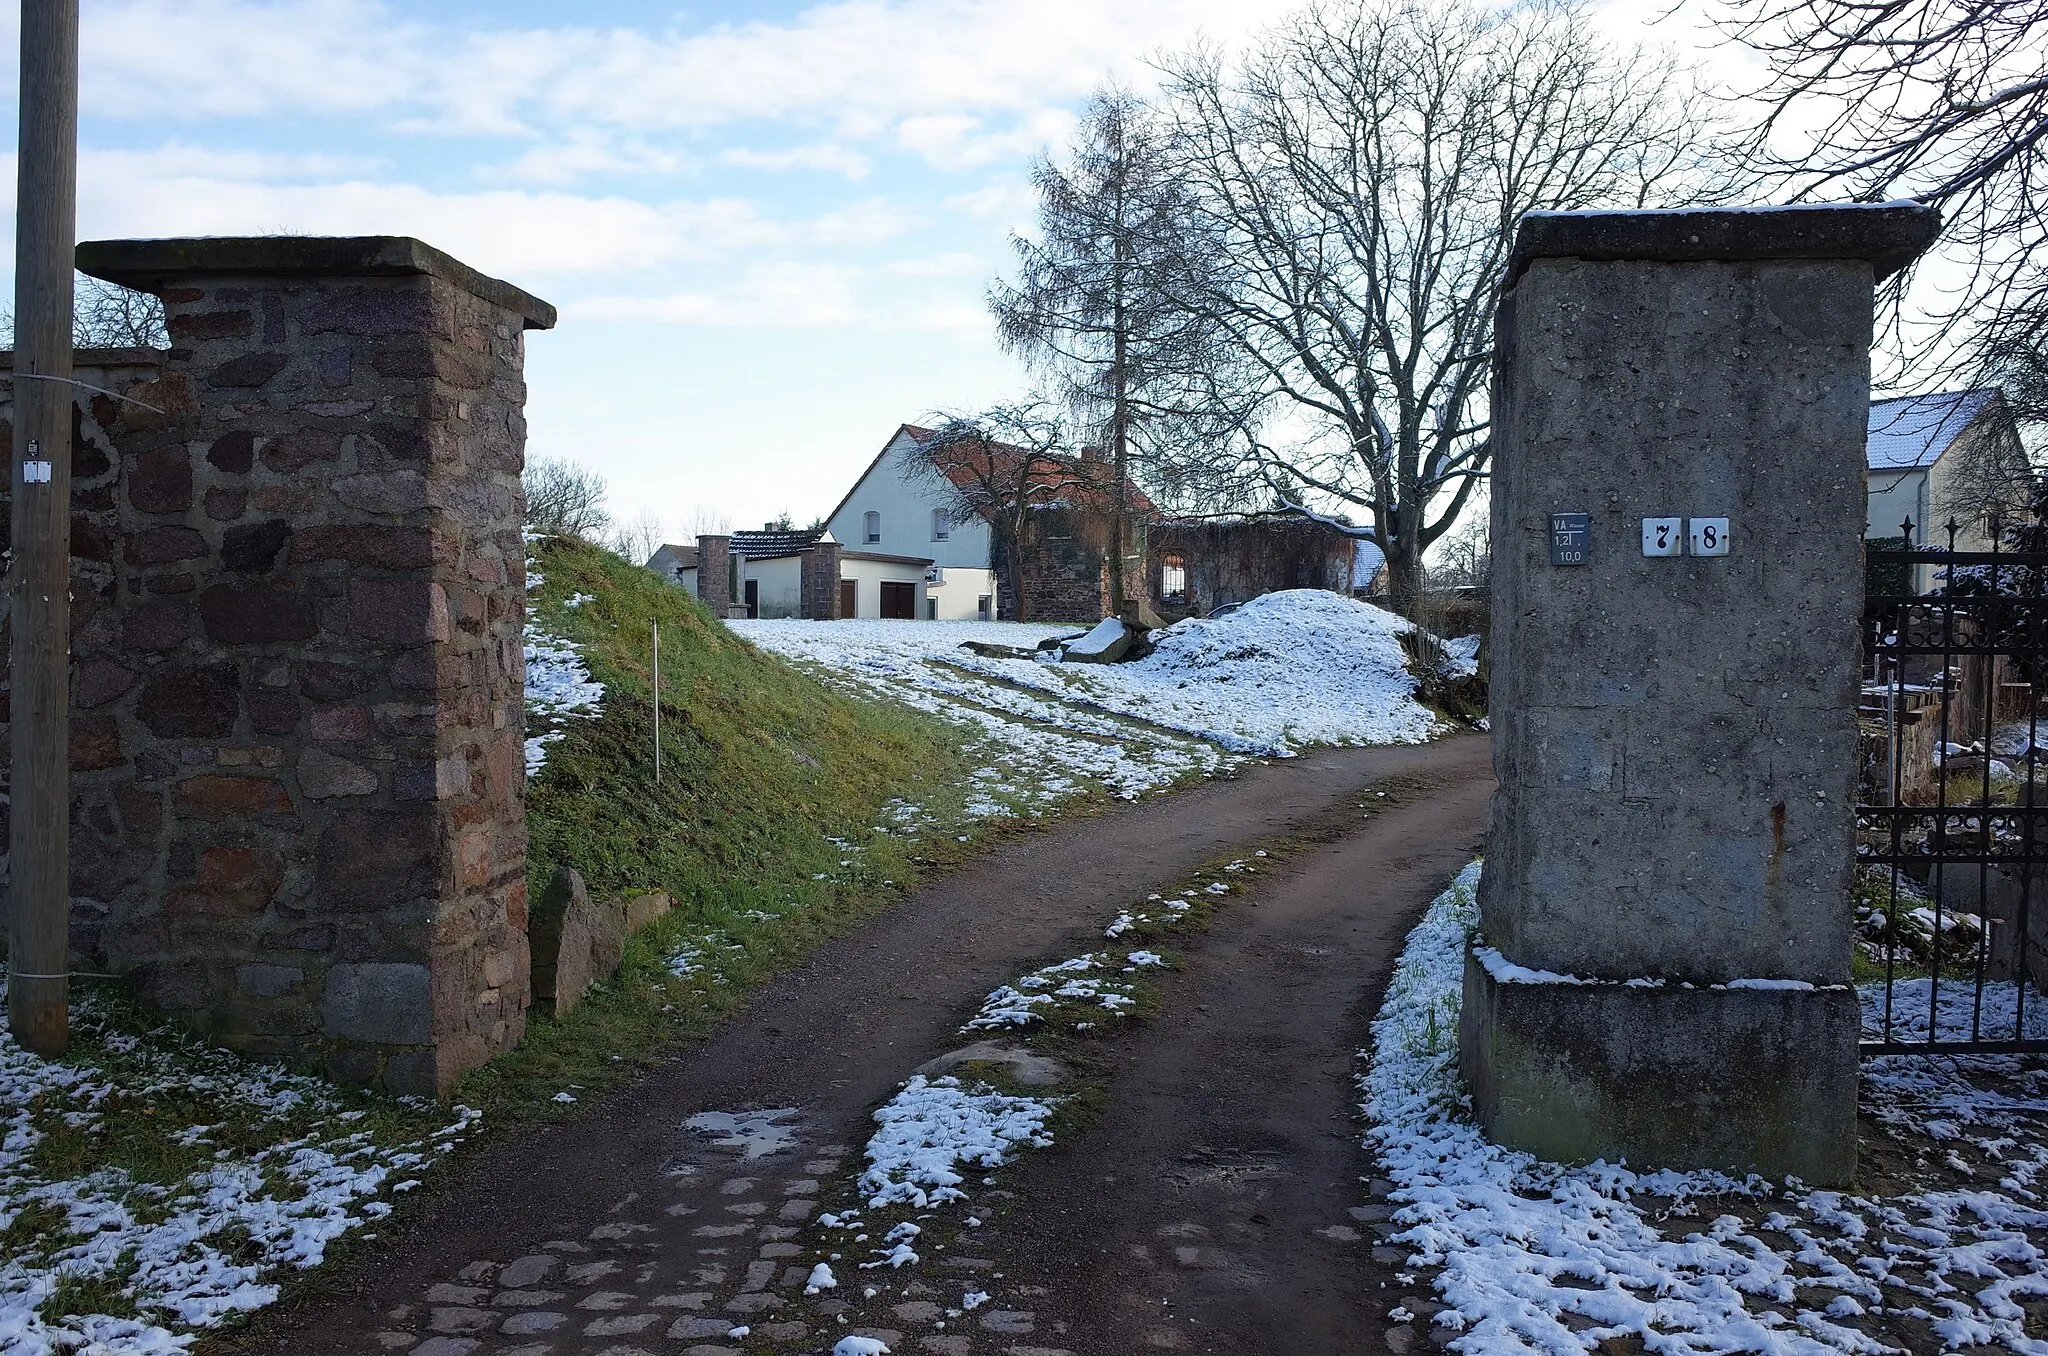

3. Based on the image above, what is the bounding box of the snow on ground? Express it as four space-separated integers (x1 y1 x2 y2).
1364 866 2048 1355
731 619 1228 806
948 591 1442 756
524 562 605 776
854 1076 1056 1213
0 987 478 1352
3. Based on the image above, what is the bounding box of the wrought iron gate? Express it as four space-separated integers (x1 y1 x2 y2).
1858 521 2048 1055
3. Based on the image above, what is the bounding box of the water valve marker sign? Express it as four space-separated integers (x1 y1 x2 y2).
1550 513 1590 566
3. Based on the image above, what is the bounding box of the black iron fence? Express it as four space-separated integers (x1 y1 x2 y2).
1858 520 2048 1055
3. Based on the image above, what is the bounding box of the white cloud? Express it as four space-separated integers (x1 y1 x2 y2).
492 133 692 187
942 178 1038 225
882 253 983 278
76 0 1301 163
723 144 873 180
573 262 864 329
70 146 917 280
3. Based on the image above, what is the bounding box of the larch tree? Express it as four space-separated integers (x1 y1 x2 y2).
989 88 1223 618
1156 0 1726 615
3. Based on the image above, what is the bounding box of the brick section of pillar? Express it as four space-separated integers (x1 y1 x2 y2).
696 535 732 613
0 235 557 1096
800 541 842 619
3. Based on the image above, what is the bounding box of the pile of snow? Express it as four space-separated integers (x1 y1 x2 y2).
0 989 479 1351
959 590 1441 756
731 619 1226 804
961 953 1144 1031
856 1075 1055 1211
1364 865 2048 1355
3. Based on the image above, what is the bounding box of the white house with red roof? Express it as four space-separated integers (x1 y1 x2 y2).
822 424 1003 621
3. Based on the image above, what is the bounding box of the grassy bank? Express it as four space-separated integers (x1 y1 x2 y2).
467 532 988 1123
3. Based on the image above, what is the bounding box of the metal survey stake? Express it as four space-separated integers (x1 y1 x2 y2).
653 621 662 784
10 0 80 1055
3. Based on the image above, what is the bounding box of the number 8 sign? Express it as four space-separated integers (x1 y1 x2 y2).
1689 517 1730 557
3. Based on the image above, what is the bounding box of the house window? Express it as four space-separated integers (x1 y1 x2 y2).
977 595 992 621
1161 554 1187 601
864 510 881 544
931 508 950 541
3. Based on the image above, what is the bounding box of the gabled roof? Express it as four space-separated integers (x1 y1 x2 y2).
822 422 1160 529
1867 389 2002 471
731 526 826 558
651 543 699 570
903 423 1160 517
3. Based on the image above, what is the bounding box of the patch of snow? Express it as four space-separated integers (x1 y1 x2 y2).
834 1337 891 1356
1440 634 1482 679
1365 864 2048 1356
0 988 479 1350
859 1075 1054 1210
684 1108 800 1160
731 618 1226 805
805 1262 837 1293
1061 616 1127 658
950 590 1441 757
523 565 605 777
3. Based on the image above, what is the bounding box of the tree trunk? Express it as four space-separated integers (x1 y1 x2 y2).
1385 543 1424 620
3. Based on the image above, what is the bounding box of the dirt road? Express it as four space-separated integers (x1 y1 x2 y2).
232 735 1491 1356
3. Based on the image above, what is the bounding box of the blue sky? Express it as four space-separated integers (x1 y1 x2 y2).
29 0 1729 541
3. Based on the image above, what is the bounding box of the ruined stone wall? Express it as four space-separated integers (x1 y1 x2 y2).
0 236 554 1095
1146 518 1354 616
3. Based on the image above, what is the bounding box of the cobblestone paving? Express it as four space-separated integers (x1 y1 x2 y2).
368 1114 1072 1356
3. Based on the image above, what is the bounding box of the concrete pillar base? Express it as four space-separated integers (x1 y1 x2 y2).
1458 951 1860 1183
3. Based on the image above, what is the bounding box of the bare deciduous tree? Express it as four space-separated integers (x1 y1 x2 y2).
1157 0 1726 613
910 403 1090 624
523 457 613 540
1719 0 2047 386
3 273 169 349
608 508 668 566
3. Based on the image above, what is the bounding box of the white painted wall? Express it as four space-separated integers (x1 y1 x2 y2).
1867 469 1927 541
827 429 995 575
840 554 930 618
926 566 998 621
742 554 803 618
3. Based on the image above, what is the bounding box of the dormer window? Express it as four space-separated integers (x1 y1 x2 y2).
864 510 881 544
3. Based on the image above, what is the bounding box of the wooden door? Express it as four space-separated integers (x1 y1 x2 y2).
743 579 759 618
839 579 857 618
880 581 916 619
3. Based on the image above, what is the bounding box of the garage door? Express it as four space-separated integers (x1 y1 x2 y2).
880 581 916 619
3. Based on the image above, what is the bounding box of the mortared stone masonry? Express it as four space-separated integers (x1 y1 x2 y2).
0 236 554 1096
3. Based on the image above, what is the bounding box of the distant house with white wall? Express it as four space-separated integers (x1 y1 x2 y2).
823 426 1001 621
648 523 941 620
1866 389 2026 546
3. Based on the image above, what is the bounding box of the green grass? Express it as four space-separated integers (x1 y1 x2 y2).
456 534 1018 1126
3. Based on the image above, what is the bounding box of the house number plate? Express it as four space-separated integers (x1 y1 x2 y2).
1550 513 1590 566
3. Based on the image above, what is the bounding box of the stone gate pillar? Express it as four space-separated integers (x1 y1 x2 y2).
59 236 554 1095
1464 205 1938 1182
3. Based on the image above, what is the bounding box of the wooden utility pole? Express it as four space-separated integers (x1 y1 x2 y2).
9 0 79 1056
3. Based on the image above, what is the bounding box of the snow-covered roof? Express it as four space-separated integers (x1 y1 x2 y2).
1867 390 1999 472
1351 538 1386 589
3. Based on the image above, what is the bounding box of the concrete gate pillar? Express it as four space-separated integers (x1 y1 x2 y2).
1464 204 1938 1182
